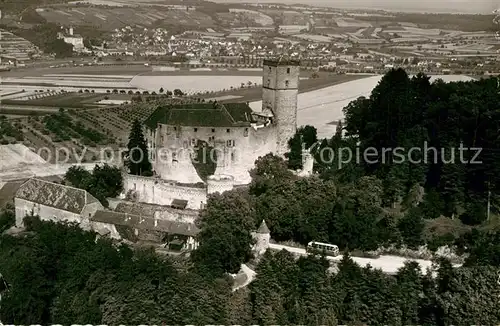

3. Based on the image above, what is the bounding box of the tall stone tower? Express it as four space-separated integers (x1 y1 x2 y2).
262 57 300 155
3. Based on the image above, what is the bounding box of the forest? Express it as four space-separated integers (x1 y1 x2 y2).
1 69 500 323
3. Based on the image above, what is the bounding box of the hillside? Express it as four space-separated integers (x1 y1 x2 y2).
0 29 41 61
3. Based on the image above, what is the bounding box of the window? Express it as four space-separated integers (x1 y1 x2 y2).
226 129 230 133
208 136 214 142
212 128 215 133
172 152 177 162
231 152 235 162
287 67 290 73
268 66 271 72
191 139 196 146
194 128 198 132
174 127 177 131
267 78 270 86
226 140 235 147
285 80 289 87
244 128 249 137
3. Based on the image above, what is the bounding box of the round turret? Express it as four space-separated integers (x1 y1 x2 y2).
254 220 271 255
207 174 235 195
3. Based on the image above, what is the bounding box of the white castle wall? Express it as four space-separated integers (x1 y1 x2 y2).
123 174 208 210
15 198 83 228
207 174 234 195
148 123 277 185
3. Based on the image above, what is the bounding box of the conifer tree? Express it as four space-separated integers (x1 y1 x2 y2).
125 119 152 176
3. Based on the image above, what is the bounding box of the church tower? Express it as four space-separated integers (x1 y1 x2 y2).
262 57 300 155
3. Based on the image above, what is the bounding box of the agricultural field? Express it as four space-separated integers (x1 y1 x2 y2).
4 105 129 164
218 9 274 27
1 92 133 109
130 75 263 94
0 29 41 61
250 74 475 139
205 73 371 104
36 6 216 31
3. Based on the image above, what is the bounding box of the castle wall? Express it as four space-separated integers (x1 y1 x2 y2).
123 174 208 210
207 174 234 195
149 124 277 185
14 198 82 228
154 209 198 224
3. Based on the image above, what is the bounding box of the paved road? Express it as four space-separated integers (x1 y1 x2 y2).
269 243 461 275
233 264 256 292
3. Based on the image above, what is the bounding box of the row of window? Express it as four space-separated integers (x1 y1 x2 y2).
269 66 292 74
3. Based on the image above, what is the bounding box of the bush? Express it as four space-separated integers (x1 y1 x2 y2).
459 202 487 226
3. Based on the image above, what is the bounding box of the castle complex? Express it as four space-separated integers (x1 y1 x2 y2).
8 57 311 254
121 57 310 209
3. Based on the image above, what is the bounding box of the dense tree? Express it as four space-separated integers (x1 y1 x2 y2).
342 70 500 217
192 190 256 277
64 164 123 207
124 119 152 176
286 125 318 170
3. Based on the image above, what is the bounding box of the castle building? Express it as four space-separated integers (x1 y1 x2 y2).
121 57 301 209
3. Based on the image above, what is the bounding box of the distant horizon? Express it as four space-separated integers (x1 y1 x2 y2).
211 0 498 14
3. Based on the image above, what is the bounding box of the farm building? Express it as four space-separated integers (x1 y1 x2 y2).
14 178 104 228
90 210 200 251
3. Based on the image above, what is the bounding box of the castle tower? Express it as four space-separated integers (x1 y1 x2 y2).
262 57 300 155
253 220 271 255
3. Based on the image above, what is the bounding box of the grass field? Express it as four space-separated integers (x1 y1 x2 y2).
1 92 132 109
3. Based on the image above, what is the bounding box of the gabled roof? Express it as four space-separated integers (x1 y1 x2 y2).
144 102 255 129
171 199 188 209
257 220 270 234
15 178 99 214
91 210 200 237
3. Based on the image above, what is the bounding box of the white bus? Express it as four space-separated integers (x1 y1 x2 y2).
306 241 340 257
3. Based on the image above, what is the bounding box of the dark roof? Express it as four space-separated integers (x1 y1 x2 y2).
91 210 200 237
171 199 188 209
257 220 270 234
144 102 255 129
115 201 198 217
15 178 99 214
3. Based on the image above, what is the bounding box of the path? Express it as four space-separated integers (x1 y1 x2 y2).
232 263 256 292
269 243 462 275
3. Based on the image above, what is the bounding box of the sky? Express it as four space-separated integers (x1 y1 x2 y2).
212 0 499 14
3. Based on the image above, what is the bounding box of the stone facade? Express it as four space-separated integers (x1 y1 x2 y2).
252 220 271 256
123 174 208 210
121 57 300 209
14 178 103 229
262 59 300 155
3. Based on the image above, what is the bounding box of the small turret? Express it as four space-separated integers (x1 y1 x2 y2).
253 220 270 255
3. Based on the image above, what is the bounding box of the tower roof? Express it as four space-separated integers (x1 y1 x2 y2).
257 220 270 234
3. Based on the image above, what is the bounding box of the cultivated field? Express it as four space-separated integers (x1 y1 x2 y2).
130 75 263 93
36 6 215 30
